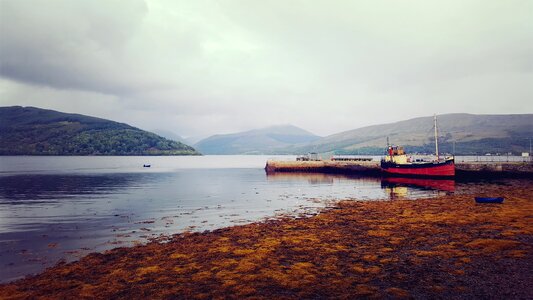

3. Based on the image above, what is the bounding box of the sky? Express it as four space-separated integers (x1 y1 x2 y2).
1 0 532 139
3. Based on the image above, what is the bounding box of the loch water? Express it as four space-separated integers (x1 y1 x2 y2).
0 155 527 283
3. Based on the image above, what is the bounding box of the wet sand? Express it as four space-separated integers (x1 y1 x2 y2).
1 183 531 299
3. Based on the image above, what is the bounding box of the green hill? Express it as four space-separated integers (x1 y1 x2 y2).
0 106 200 155
289 113 533 155
195 125 320 154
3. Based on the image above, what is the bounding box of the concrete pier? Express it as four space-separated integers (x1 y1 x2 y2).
264 160 381 175
265 160 533 177
455 161 533 177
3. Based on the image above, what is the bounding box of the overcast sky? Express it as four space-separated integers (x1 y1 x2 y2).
1 0 532 138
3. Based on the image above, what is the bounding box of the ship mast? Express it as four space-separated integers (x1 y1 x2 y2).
434 114 439 161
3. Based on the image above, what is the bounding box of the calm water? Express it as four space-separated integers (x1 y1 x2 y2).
0 155 523 283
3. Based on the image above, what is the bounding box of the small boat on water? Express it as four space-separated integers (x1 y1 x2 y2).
143 164 151 168
381 115 455 178
475 197 504 203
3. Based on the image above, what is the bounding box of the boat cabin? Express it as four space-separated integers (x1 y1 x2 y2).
384 146 408 164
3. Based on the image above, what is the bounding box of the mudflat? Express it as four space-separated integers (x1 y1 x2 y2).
1 183 531 299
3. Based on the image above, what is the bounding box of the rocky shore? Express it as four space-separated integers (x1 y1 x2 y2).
1 183 531 299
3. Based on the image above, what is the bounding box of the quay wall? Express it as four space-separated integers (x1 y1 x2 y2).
455 162 533 177
265 160 381 175
265 160 533 177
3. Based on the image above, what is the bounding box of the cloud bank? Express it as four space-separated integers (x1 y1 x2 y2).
1 0 532 137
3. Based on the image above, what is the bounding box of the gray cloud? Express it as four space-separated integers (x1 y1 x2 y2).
0 0 157 95
1 0 532 138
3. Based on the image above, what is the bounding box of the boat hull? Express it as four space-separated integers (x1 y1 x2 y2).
475 197 504 203
381 159 455 177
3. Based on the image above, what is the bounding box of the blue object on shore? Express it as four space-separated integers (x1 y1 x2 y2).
475 197 504 203
143 164 151 168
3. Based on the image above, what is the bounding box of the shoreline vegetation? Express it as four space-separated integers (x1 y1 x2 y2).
1 184 531 298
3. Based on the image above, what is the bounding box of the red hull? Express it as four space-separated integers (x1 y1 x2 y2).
381 160 455 177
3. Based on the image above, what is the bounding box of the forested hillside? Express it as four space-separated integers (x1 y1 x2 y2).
0 106 200 155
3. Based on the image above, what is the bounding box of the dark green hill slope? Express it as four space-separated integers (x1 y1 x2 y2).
195 125 320 154
0 106 200 155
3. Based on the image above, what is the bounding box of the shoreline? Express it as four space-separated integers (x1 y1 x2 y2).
1 184 531 298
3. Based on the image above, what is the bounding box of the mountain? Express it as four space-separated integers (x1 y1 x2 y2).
151 130 206 146
194 125 321 154
151 129 186 143
0 106 200 155
289 113 533 155
183 135 210 145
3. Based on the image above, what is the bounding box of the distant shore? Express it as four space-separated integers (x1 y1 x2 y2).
1 183 531 298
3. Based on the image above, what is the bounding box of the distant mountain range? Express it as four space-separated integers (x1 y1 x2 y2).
0 106 200 155
195 114 532 155
194 125 321 154
289 113 533 155
151 129 187 144
3 107 530 156
152 130 205 146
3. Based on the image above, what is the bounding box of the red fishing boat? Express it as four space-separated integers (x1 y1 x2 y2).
381 115 455 177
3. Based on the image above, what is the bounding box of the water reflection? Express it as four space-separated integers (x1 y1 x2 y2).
267 172 335 184
381 177 455 200
0 173 152 202
381 177 455 192
266 172 382 185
